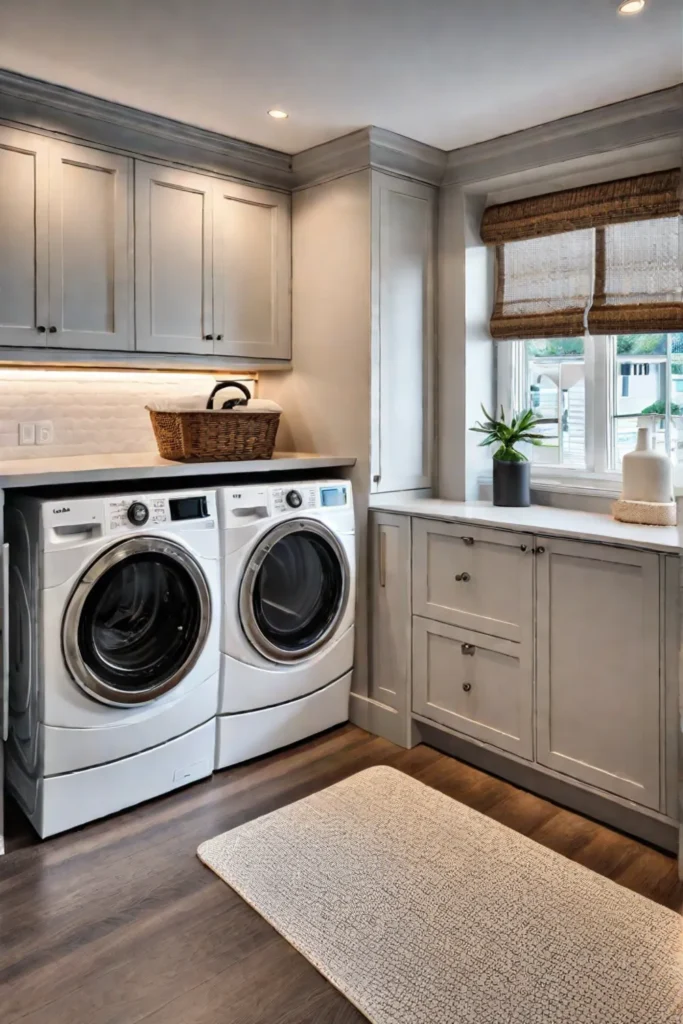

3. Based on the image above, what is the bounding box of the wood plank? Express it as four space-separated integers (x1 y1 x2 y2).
1 723 680 1024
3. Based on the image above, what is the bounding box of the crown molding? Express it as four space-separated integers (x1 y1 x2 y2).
444 85 683 189
0 69 293 190
292 126 446 189
368 127 447 187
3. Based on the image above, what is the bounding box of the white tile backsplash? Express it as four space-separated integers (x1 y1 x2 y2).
0 370 253 460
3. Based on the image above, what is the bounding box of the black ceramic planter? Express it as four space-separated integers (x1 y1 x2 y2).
493 458 531 507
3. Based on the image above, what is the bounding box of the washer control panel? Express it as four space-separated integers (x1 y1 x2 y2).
103 493 215 534
106 496 169 532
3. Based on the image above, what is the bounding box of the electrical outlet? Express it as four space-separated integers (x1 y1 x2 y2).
36 420 54 445
19 422 36 445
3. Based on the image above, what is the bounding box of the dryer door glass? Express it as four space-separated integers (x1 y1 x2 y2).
241 521 349 663
63 538 212 705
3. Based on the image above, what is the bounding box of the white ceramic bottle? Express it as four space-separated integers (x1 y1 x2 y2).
621 424 673 503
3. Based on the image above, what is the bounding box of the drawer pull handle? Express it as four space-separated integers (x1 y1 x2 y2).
462 536 474 546
462 682 472 692
455 572 471 583
461 643 475 656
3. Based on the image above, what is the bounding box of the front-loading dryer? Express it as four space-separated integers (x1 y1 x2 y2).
216 479 355 768
5 488 220 837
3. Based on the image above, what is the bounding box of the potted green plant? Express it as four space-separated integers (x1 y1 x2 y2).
471 405 545 507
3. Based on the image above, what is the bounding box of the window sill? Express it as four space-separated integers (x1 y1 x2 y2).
478 471 622 501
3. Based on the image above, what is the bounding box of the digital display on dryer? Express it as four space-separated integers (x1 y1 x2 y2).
320 486 347 507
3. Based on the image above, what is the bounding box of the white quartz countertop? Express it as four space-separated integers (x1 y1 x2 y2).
370 496 682 553
0 451 356 489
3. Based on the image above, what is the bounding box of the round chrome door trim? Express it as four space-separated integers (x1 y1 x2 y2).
62 536 212 707
239 518 350 665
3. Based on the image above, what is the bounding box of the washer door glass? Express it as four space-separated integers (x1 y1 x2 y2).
64 538 211 705
242 521 349 662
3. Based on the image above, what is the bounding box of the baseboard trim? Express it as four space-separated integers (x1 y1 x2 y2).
417 720 678 854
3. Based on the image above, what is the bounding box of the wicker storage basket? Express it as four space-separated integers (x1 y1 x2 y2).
147 382 281 462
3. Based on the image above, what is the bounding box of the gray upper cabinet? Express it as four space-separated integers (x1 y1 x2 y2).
0 126 49 347
213 180 291 360
135 162 214 356
48 141 132 350
371 173 435 493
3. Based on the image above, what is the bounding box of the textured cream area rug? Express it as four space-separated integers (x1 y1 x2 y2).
198 766 683 1024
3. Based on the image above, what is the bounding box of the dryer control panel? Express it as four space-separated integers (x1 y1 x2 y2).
219 480 352 522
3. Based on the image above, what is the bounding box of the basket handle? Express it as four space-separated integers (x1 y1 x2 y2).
206 380 251 410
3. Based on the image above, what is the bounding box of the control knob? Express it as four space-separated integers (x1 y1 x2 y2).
286 490 303 509
127 501 149 526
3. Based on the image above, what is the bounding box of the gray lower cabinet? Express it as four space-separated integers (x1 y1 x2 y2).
412 616 533 759
412 518 533 643
536 537 662 810
366 512 412 745
369 511 675 830
0 126 132 352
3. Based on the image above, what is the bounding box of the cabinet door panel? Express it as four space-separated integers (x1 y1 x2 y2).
49 142 132 350
214 181 291 360
135 162 213 354
372 173 435 493
370 512 411 713
0 126 49 346
536 539 661 809
412 518 533 643
412 616 532 759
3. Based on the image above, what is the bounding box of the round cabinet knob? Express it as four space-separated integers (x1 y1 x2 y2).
455 572 471 583
37 325 46 333
204 334 214 341
127 501 149 526
48 326 57 333
286 490 303 509
535 546 546 555
462 682 472 692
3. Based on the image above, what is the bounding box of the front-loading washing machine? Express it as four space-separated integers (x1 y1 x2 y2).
216 479 355 768
5 487 220 837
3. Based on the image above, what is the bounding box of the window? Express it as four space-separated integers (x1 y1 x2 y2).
481 168 682 486
498 333 683 478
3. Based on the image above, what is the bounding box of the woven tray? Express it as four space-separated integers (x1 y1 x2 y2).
612 498 677 527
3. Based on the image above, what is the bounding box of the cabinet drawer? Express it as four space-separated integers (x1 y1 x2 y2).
412 519 533 642
412 616 533 759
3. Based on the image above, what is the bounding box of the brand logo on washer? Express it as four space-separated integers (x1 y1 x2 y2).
52 506 71 514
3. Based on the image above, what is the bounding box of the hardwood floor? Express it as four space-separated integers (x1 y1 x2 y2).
1 724 681 1024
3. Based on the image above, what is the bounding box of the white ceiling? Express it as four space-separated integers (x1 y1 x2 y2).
0 0 680 154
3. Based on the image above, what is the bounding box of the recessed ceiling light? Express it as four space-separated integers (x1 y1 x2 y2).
618 0 645 14
268 109 289 119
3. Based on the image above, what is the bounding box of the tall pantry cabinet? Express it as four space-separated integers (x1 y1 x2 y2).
259 164 437 724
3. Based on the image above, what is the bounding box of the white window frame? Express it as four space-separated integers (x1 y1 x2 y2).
496 334 678 498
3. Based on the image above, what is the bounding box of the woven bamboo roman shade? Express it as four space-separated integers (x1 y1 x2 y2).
482 169 682 340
